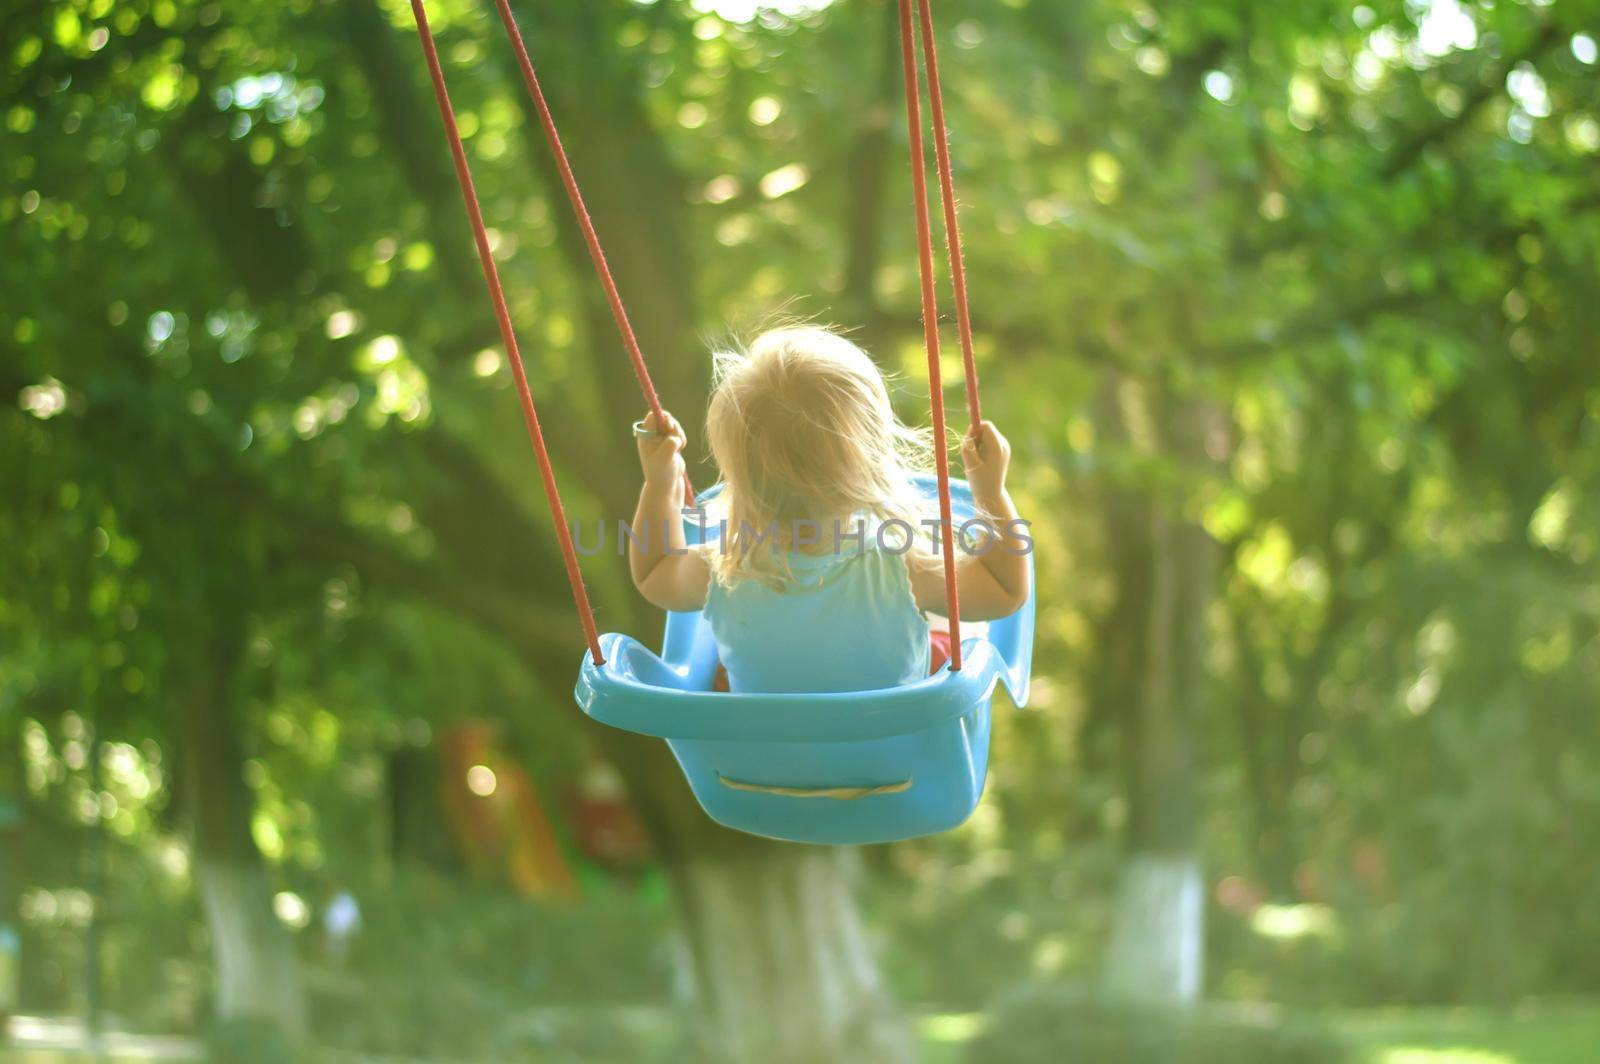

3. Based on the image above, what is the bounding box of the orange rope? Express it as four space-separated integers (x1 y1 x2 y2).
896 0 962 669
489 0 694 504
409 0 604 665
914 0 982 429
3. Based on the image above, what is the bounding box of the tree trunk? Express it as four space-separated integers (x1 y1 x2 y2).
1105 853 1204 1003
1100 389 1220 1006
177 616 308 1044
840 0 903 353
0 734 23 1026
192 860 306 1039
671 845 914 1064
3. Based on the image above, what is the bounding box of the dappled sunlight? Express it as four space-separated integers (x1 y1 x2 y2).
1378 1049 1516 1064
1414 0 1478 58
919 1010 985 1045
357 335 431 425
757 161 808 199
1249 903 1338 943
690 0 835 24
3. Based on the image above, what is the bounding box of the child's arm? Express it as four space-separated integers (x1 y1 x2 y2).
909 421 1031 622
629 410 711 613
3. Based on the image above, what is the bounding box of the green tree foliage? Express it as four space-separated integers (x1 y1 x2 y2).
3 0 1599 1045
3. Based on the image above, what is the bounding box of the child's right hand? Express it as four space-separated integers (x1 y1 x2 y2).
961 420 1012 506
636 409 687 493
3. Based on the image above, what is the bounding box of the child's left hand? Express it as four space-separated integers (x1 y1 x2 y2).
636 409 687 494
961 420 1012 506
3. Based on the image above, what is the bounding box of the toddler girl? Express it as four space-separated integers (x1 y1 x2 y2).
629 326 1028 693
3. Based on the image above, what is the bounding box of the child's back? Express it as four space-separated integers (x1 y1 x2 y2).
706 525 929 693
628 325 1028 694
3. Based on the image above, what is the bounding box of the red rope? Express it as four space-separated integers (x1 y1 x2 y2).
409 0 605 666
896 0 962 670
914 0 981 429
489 0 694 504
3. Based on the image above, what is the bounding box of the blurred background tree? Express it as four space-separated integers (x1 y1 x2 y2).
2 0 1599 1060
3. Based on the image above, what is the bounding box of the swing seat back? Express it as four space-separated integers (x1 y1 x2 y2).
573 478 1033 845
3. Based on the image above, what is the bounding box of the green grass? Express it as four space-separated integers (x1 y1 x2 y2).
7 1004 1599 1063
1337 1004 1600 1064
916 1003 1600 1064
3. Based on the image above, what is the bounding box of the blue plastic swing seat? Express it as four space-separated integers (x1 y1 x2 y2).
574 477 1034 845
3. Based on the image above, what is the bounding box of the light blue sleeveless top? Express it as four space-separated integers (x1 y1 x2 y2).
705 536 930 694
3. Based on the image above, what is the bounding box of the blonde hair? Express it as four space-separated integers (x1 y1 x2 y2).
706 325 931 589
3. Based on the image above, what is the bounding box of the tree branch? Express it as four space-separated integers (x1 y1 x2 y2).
1379 20 1563 181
